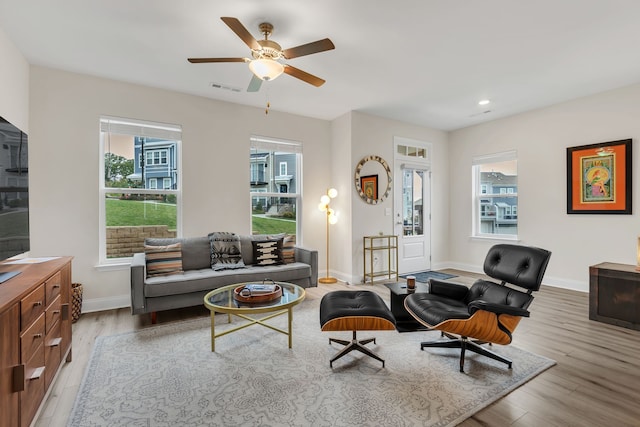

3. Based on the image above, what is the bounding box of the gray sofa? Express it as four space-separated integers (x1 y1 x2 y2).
130 234 318 321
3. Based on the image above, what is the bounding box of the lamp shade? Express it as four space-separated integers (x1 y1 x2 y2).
249 59 284 81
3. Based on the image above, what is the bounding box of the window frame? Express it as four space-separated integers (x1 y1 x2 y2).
98 116 182 265
249 136 302 240
471 150 518 241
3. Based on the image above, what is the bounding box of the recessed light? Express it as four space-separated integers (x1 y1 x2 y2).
478 99 491 106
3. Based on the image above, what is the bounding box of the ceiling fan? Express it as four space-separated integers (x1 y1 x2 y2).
188 17 335 92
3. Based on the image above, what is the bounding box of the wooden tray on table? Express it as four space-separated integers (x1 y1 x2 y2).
233 283 283 303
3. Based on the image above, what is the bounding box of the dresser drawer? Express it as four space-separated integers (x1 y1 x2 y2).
21 285 45 331
20 313 45 363
45 295 62 334
44 320 62 388
44 271 62 306
21 347 46 427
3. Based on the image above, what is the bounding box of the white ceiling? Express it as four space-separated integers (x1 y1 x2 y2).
2 0 640 131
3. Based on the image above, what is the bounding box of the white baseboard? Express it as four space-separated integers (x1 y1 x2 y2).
81 294 130 314
441 261 587 293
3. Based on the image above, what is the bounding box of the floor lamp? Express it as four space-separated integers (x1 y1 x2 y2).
318 188 338 284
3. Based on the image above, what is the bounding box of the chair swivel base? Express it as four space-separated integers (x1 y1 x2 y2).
421 337 512 372
328 331 385 368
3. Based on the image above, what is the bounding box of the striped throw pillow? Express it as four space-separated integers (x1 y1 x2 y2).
281 234 296 264
145 243 183 277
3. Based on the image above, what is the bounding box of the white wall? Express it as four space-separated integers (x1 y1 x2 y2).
329 112 353 282
349 112 449 284
449 83 640 291
0 26 29 132
28 66 331 311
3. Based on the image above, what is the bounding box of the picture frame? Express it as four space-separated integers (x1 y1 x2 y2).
360 174 378 200
566 138 632 214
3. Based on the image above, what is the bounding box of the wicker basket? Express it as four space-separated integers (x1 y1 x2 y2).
71 283 83 323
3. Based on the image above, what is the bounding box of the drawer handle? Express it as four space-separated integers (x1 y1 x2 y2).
53 284 60 288
28 367 45 381
53 310 61 315
13 365 25 391
49 337 62 347
33 333 43 339
33 301 43 307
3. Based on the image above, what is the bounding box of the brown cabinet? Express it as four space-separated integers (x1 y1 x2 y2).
0 257 73 427
589 262 640 330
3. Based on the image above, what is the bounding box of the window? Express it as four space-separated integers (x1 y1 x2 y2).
472 151 517 239
146 149 168 165
250 136 302 240
99 116 182 263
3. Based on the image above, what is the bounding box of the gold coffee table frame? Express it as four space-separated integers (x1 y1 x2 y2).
203 282 306 351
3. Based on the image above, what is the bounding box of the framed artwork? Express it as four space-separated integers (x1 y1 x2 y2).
360 174 378 200
566 139 632 214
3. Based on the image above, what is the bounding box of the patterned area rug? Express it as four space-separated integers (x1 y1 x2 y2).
68 298 555 427
400 270 458 282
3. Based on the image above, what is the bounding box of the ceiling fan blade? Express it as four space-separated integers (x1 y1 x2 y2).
283 65 326 87
247 75 263 92
282 38 335 59
221 17 261 51
188 57 248 63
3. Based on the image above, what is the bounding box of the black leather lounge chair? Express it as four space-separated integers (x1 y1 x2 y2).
404 244 551 372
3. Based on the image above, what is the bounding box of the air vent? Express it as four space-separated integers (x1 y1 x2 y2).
469 110 492 118
210 82 242 93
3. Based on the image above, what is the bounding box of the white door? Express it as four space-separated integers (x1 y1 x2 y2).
394 164 431 274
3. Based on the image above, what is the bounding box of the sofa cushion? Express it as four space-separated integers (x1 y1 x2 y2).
239 234 270 265
253 239 283 266
145 243 183 277
209 232 245 271
143 262 312 297
145 236 211 270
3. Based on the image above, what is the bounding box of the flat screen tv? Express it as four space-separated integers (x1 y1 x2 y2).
0 116 29 283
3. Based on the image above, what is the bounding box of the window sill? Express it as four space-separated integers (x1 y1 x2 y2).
95 260 131 272
470 235 520 243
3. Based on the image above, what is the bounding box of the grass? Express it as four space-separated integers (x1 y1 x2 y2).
251 215 296 235
106 199 177 227
105 199 295 235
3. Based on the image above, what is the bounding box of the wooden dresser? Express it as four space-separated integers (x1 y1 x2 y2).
0 257 73 427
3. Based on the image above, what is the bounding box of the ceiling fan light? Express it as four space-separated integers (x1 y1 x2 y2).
249 59 284 81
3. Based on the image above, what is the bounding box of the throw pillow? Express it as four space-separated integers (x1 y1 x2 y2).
281 234 296 264
252 239 284 266
145 243 183 277
208 232 246 271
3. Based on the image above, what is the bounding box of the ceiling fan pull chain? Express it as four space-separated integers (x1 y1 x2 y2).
265 88 271 115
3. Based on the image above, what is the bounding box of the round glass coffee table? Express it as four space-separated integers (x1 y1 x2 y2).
203 282 306 351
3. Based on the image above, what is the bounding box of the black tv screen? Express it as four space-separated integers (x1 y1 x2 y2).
0 116 29 265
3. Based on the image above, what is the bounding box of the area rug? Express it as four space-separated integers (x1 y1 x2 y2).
68 298 554 427
400 270 458 282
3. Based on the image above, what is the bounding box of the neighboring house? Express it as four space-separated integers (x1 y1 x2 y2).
128 137 178 190
480 172 517 234
250 151 297 212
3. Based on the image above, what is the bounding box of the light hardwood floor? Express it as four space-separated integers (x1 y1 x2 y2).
36 271 640 427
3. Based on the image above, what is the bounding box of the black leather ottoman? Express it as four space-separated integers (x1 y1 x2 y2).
319 290 396 367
